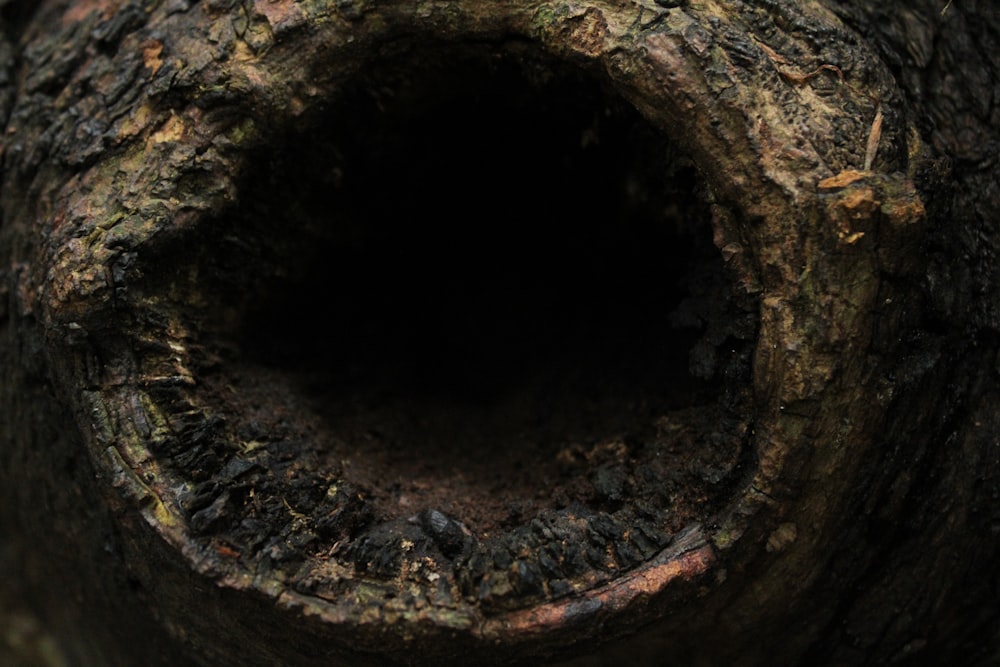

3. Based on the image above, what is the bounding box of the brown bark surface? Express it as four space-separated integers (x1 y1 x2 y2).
1 0 998 665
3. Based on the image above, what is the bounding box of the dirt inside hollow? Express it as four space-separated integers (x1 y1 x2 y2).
207 321 722 537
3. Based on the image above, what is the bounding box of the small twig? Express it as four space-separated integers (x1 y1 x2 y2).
864 103 883 171
757 41 845 87
941 0 953 17
779 63 845 87
283 497 307 520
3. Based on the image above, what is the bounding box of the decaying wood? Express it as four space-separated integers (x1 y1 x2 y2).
1 0 998 665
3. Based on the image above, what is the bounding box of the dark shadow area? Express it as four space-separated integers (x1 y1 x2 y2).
238 50 718 410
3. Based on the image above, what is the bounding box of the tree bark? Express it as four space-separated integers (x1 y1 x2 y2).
1 0 997 665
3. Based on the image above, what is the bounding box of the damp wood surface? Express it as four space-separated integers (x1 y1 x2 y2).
1 0 999 666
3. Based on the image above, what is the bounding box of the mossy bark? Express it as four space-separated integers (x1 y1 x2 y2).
1 1 998 665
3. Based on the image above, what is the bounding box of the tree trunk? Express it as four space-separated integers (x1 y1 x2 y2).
1 0 997 665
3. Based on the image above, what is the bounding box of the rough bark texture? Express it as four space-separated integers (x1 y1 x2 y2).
1 0 997 665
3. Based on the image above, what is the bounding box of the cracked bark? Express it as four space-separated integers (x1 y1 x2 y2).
1 0 998 665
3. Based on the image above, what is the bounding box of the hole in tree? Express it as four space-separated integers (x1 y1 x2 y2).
205 47 738 533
